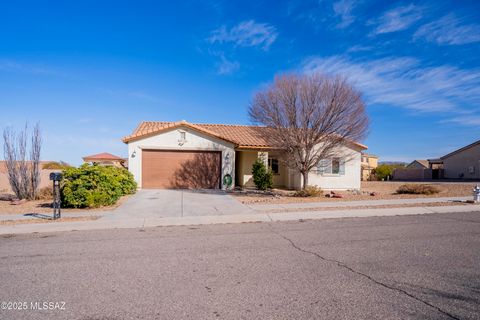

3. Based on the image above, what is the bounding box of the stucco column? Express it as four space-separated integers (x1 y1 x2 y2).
258 151 268 166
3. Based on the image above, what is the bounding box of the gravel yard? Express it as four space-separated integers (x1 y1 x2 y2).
0 194 131 215
233 181 478 205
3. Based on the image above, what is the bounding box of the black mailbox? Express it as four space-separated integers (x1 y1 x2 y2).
49 172 63 181
49 172 62 219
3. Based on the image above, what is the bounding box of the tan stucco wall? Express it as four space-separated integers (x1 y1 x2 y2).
443 144 480 179
393 168 432 181
236 150 261 188
0 169 60 193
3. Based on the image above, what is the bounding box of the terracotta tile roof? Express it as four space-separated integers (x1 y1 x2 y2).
122 121 367 149
82 152 125 161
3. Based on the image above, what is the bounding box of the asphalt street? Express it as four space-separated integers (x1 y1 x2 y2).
1 211 479 320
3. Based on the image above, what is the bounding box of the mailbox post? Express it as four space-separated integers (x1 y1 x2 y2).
49 172 63 220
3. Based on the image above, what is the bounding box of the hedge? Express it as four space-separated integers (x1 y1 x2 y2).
61 164 137 208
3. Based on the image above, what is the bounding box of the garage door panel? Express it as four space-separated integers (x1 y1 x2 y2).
142 150 221 189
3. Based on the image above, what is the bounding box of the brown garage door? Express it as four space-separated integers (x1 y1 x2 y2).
142 150 221 189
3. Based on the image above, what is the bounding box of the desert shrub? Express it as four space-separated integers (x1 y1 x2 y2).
396 184 439 195
372 164 393 181
293 185 323 197
42 161 71 170
252 159 273 190
36 186 53 200
61 164 137 208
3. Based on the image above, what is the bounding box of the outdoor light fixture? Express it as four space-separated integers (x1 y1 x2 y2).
131 150 136 158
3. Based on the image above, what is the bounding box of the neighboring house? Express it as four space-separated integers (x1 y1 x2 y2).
406 160 429 169
360 153 378 181
82 152 127 168
122 120 367 190
439 140 480 180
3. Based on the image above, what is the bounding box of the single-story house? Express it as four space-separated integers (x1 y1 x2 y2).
439 139 480 180
360 153 378 181
122 120 367 190
83 152 127 168
406 160 429 169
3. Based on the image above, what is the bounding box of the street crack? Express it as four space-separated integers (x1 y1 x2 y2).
269 226 461 320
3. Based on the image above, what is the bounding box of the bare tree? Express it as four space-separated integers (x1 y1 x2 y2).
2 123 42 200
249 73 368 189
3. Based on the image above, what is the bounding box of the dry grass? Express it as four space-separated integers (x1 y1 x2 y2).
396 184 440 195
233 181 477 205
0 215 100 225
293 185 323 197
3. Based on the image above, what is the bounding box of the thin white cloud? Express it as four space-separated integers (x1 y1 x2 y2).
414 13 480 45
0 60 59 76
347 44 373 53
333 0 357 29
441 116 480 126
209 20 278 50
302 55 480 114
216 55 240 75
371 4 423 34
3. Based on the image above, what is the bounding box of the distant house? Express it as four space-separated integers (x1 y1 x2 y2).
438 140 480 180
406 160 429 169
83 152 127 168
360 153 378 181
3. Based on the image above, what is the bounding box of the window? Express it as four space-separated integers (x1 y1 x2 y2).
268 158 279 174
178 130 187 146
331 158 340 174
317 158 345 175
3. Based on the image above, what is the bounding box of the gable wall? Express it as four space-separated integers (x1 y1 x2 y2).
127 126 235 189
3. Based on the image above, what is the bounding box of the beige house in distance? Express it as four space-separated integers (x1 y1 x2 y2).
123 120 367 190
440 139 480 180
361 153 378 181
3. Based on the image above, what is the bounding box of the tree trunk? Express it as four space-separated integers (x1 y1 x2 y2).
301 171 309 190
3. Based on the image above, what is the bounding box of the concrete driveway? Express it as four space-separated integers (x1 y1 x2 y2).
109 189 254 219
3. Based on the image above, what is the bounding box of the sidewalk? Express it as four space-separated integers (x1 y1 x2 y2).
1 203 478 235
249 196 472 212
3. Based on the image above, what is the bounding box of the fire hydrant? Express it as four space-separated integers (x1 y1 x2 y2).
474 185 480 203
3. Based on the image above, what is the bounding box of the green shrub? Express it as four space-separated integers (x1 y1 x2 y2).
61 164 137 208
396 184 439 195
373 164 393 180
251 159 273 190
293 185 323 197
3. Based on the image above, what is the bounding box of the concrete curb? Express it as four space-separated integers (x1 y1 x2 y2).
1 204 479 235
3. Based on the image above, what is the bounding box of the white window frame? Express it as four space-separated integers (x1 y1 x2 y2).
317 158 345 176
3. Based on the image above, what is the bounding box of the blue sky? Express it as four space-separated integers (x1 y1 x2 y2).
1 0 479 165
